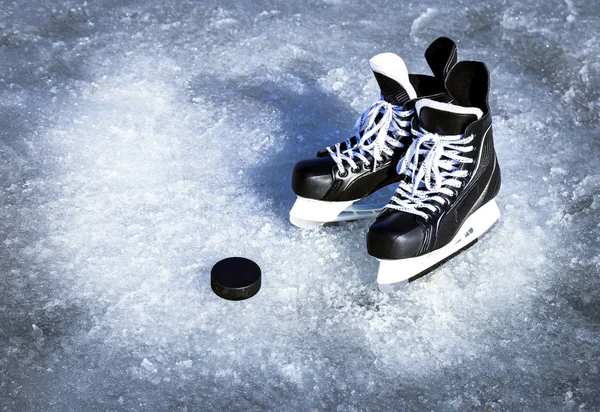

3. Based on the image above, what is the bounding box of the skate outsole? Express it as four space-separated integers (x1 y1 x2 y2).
289 196 385 228
377 199 500 292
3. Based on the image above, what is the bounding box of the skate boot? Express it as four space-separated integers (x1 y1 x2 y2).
367 61 501 292
290 37 458 228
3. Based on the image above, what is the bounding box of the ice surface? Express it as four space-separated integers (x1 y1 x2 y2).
0 0 599 410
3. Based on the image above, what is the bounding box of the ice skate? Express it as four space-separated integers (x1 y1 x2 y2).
290 37 458 228
366 61 501 292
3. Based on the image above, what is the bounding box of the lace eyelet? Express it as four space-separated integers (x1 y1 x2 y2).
337 170 348 178
363 163 371 171
351 166 360 174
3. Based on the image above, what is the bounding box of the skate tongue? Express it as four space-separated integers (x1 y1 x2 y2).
369 53 417 105
415 99 483 135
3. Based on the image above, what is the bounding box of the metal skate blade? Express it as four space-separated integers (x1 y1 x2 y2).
289 196 389 228
377 239 479 293
289 216 326 229
378 279 409 293
289 196 355 228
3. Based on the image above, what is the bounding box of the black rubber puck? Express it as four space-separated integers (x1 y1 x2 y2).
211 257 261 301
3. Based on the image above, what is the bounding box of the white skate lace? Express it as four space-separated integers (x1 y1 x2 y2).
385 126 475 220
327 100 413 175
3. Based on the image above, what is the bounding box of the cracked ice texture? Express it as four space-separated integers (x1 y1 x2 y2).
0 0 598 410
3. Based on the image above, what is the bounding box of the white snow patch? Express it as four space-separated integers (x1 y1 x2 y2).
410 8 437 39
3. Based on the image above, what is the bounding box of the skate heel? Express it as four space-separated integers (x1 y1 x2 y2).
289 196 385 228
377 199 500 292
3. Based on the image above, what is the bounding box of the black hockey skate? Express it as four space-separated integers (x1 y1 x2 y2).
367 61 501 292
290 37 458 228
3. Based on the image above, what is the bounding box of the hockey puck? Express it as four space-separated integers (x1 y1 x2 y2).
211 257 261 301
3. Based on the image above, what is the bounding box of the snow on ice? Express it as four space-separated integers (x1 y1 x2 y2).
0 0 598 410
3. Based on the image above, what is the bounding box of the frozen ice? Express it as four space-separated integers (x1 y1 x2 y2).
141 358 156 373
31 324 43 340
0 0 599 410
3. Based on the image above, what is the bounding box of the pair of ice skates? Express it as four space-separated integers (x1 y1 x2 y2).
290 38 501 292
